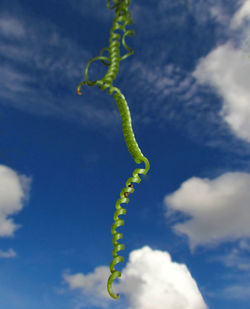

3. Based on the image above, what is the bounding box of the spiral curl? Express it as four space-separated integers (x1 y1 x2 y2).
77 0 150 300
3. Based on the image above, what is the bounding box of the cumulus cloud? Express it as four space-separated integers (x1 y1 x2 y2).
164 172 250 251
192 41 250 143
63 266 110 299
63 246 207 309
0 164 31 237
189 0 250 146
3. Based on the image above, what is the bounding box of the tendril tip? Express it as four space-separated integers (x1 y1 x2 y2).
77 86 82 95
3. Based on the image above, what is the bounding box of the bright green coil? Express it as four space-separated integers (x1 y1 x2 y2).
77 0 150 300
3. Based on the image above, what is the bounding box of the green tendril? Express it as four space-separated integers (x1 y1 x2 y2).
77 0 150 300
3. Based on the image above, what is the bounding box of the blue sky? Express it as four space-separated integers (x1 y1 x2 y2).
0 0 250 308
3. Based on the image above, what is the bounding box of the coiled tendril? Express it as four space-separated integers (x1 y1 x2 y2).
77 0 150 300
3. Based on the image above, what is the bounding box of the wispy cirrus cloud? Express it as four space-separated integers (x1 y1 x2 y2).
0 248 17 258
0 13 121 135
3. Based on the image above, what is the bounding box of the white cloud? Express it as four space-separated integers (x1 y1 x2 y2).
0 248 17 258
230 0 250 29
192 41 250 143
188 0 250 146
0 164 32 237
63 246 207 309
164 172 250 251
119 246 207 309
63 266 109 299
